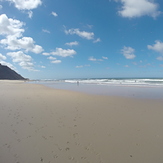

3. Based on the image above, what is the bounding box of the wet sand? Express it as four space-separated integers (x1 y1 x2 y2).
38 81 163 99
0 80 163 163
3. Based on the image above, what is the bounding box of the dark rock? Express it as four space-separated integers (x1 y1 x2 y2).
0 63 26 80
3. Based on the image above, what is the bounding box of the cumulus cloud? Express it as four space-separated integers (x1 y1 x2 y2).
121 46 136 59
42 52 50 56
65 41 79 46
7 51 32 63
51 48 76 57
5 0 42 17
148 40 163 54
7 51 36 71
0 14 44 54
48 56 57 60
1 36 44 53
0 52 15 70
0 14 24 38
65 28 94 40
0 61 15 70
51 11 58 17
44 48 76 64
48 56 61 64
64 27 101 43
51 60 61 64
0 53 7 60
88 56 103 62
6 0 42 10
88 56 108 62
116 0 161 18
148 40 163 60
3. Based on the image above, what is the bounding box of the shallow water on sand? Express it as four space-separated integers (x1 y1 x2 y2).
33 81 163 99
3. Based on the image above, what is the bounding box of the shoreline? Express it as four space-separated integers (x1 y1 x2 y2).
32 80 163 99
1 81 163 163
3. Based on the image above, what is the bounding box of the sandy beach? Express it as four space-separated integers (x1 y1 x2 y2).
0 80 163 163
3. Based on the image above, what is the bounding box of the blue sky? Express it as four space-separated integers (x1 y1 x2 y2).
0 0 163 79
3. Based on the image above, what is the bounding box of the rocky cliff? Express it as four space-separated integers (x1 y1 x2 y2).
0 64 26 80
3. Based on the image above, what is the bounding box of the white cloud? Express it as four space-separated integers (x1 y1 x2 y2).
28 11 33 18
102 56 108 60
6 0 42 10
19 61 34 70
132 62 137 65
88 56 97 61
148 41 163 60
48 56 57 60
0 53 7 60
51 48 76 57
51 11 58 17
42 29 50 33
0 14 24 38
65 41 79 46
65 27 101 43
76 65 83 68
7 51 32 63
65 28 94 40
121 46 136 59
87 24 93 29
42 52 50 56
88 56 103 62
45 48 76 64
1 36 44 53
7 51 36 71
51 60 61 64
93 38 101 43
116 0 160 18
76 65 90 68
148 40 163 54
157 56 163 61
0 14 43 54
0 61 15 70
88 56 108 62
48 56 61 64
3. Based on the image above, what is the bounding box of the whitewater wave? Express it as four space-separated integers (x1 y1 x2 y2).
63 78 163 87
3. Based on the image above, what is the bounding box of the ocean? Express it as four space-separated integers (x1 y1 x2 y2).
31 78 163 99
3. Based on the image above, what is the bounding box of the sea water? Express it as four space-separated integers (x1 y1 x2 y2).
32 78 163 99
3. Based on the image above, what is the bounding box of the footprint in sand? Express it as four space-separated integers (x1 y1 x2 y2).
73 133 78 138
65 147 70 151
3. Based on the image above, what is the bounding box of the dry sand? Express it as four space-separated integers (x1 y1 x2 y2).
0 80 163 163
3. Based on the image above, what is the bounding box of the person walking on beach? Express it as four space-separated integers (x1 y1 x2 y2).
77 81 79 86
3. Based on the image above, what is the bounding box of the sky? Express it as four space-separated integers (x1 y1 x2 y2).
0 0 163 79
